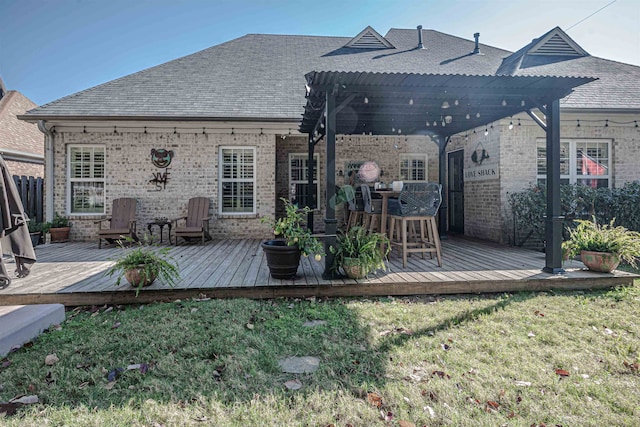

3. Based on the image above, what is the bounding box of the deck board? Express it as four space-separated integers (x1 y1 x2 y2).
0 237 636 306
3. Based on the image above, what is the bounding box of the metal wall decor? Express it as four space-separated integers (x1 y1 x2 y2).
149 148 174 191
470 142 490 165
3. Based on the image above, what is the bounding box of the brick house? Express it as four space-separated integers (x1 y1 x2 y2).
18 26 640 246
0 78 44 177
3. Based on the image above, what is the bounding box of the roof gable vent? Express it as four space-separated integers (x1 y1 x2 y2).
528 27 588 57
345 26 395 49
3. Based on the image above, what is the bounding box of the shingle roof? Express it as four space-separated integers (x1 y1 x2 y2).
21 27 640 121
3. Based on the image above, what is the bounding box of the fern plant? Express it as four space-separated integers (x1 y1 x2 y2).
566 218 640 267
331 226 390 277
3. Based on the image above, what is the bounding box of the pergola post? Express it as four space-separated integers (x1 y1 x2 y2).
323 88 338 279
438 136 449 239
543 99 564 274
307 135 315 232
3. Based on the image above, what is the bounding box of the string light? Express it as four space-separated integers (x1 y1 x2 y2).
409 98 414 105
364 97 369 104
476 112 481 118
484 126 489 136
466 113 470 120
509 120 514 130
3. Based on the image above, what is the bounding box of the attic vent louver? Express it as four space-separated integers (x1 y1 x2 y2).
528 28 588 57
345 25 395 49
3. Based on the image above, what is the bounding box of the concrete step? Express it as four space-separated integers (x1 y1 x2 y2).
0 305 66 357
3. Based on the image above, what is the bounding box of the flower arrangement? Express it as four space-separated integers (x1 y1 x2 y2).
261 198 325 260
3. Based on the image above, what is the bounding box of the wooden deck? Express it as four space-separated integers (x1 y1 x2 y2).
0 238 636 306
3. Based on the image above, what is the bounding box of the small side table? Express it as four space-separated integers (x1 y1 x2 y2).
147 221 172 244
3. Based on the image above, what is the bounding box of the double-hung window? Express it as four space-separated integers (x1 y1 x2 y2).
289 153 319 208
219 147 256 214
536 139 610 188
68 145 105 214
399 153 428 182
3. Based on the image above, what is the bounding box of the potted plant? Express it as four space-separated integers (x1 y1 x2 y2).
565 218 640 272
260 198 325 279
46 212 71 242
27 220 44 247
331 226 391 279
105 237 180 295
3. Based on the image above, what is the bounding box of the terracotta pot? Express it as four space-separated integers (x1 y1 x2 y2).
124 267 157 287
580 250 620 273
49 227 70 242
342 257 370 279
261 240 301 279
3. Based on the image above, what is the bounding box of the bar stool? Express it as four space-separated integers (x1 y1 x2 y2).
346 189 365 230
361 184 382 233
387 182 442 268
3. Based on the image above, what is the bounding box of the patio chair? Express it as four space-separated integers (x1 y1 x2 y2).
96 198 138 248
387 182 442 268
173 197 212 245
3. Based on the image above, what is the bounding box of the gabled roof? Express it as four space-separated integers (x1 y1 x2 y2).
20 26 640 123
528 27 589 57
0 91 44 157
343 26 394 49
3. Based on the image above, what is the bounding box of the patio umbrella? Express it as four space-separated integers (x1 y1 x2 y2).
0 154 36 289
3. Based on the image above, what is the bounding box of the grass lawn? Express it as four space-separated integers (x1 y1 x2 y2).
1 283 639 426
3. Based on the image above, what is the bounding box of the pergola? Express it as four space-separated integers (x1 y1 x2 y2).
298 71 595 278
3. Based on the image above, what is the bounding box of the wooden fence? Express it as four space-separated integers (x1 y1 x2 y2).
13 175 44 223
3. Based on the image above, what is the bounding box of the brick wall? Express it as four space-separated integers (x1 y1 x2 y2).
52 129 276 242
276 134 439 231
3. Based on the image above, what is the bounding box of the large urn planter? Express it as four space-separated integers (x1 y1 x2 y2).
261 240 301 279
580 250 620 273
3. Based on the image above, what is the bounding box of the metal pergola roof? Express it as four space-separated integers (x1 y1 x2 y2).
300 71 596 138
298 71 597 279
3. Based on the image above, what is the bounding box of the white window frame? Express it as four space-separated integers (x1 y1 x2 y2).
399 153 428 182
288 153 319 208
218 146 256 215
66 144 106 215
536 139 611 188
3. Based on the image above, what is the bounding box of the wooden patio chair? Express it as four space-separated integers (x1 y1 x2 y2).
96 198 138 248
173 197 212 245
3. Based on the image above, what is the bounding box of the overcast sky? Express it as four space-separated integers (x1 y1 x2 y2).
1 0 638 106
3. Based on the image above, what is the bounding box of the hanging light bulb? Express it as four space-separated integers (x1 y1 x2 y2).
521 100 526 107
409 98 414 105
476 112 481 118
509 120 514 130
605 119 609 127
433 121 438 127
398 129 402 134
454 99 459 106
501 99 507 106
364 97 369 104
518 118 522 126
484 127 489 136
425 120 430 127
441 100 450 109
392 127 395 132
441 118 446 127
465 113 470 120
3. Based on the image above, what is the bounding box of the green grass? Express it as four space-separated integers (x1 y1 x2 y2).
1 283 639 426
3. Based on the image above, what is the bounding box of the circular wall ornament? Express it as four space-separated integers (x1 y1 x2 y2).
150 149 174 168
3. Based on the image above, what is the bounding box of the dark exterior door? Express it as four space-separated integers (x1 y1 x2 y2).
448 150 464 234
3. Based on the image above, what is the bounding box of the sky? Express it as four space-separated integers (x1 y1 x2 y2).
1 0 639 106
